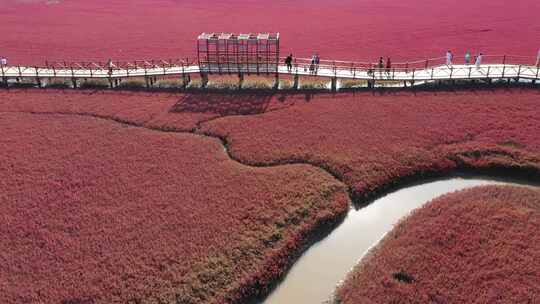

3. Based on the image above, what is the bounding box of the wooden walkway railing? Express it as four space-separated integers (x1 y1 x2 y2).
1 54 539 89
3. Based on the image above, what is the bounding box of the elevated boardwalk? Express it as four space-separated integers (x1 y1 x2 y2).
1 55 539 89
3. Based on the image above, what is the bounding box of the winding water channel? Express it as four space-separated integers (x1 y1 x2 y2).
262 176 536 304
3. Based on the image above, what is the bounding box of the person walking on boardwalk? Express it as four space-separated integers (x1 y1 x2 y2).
285 54 293 72
378 57 384 75
314 53 320 74
475 53 483 68
107 58 114 76
446 50 453 66
310 55 316 74
464 51 471 65
385 57 391 76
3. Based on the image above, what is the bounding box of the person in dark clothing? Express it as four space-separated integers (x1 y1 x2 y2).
285 54 293 72
377 57 384 75
385 57 391 75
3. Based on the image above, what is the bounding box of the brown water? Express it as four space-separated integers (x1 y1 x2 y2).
262 177 528 304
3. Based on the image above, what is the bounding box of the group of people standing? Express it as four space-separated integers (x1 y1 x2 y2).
446 50 483 67
284 53 320 74
378 57 392 74
309 54 320 74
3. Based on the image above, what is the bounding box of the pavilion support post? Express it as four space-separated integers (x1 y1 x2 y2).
108 78 114 89
293 74 299 90
71 78 78 89
273 73 279 90
201 73 209 88
331 77 338 92
2 77 7 87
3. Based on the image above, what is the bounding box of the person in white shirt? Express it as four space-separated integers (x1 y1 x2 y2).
107 58 114 76
475 53 483 68
446 50 453 66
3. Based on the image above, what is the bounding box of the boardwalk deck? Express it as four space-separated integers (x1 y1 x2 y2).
2 64 538 81
1 55 539 89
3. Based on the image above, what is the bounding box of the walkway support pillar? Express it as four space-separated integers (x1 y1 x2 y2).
71 78 78 89
273 73 279 90
331 77 338 92
36 77 42 88
108 78 114 89
0 64 6 87
145 76 151 88
182 74 191 88
238 73 244 89
293 74 299 90
201 73 209 88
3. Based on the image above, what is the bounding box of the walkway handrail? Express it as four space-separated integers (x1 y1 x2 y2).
1 53 539 86
281 54 538 71
43 58 198 71
2 53 535 71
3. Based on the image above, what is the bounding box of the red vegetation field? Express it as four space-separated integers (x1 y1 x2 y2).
201 88 540 200
2 0 540 303
1 88 540 303
0 89 301 132
1 0 539 65
334 185 540 303
0 110 349 303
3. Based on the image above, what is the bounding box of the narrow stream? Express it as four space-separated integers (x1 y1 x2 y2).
262 176 532 304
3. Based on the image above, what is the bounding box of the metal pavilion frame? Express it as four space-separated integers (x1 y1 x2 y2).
197 32 280 75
